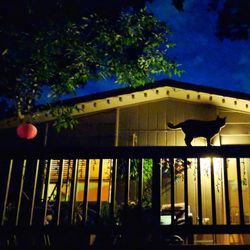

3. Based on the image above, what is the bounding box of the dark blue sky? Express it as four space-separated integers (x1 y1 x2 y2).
77 0 250 97
149 0 250 93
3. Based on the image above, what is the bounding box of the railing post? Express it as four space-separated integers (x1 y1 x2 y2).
97 159 103 219
110 159 117 219
43 160 52 226
184 158 189 223
124 159 131 209
1 159 13 226
55 159 64 225
138 158 144 209
152 158 161 245
170 158 175 225
210 158 217 225
15 159 27 226
120 158 131 228
197 158 203 225
223 158 231 225
236 157 245 225
69 159 79 225
29 159 40 226
83 159 90 224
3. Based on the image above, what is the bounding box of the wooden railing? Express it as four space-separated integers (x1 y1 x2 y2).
1 145 250 249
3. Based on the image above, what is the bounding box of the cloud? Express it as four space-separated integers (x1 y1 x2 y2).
148 0 250 93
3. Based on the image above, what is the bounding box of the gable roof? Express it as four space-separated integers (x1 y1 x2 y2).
63 78 250 105
1 78 250 128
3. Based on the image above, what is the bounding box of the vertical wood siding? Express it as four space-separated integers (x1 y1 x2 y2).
119 99 216 146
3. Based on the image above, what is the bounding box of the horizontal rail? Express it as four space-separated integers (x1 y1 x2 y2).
1 224 250 235
1 145 250 158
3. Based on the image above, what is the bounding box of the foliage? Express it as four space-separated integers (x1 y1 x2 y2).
117 158 152 207
117 158 152 182
0 5 182 131
171 0 184 12
49 105 81 132
214 0 250 40
173 0 250 41
117 158 194 208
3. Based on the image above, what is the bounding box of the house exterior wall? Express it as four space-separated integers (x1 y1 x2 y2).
118 99 216 146
1 96 250 148
47 109 117 147
118 98 250 146
218 109 250 145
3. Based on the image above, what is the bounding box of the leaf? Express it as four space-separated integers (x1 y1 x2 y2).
1 49 8 56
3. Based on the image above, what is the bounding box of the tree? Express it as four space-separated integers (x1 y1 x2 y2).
172 0 250 41
213 0 250 40
0 1 182 131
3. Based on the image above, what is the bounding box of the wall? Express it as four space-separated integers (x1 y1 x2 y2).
2 98 250 148
47 109 116 147
218 109 250 145
118 99 217 146
118 98 250 146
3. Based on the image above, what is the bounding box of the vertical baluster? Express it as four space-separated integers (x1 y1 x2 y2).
138 159 144 209
184 158 189 223
43 160 52 225
29 159 40 225
56 159 64 225
65 161 71 202
210 158 217 225
223 158 230 225
69 159 79 225
110 159 117 218
124 159 131 209
83 159 90 223
236 157 245 225
97 159 103 219
152 158 161 217
160 159 162 211
15 159 27 226
152 158 161 245
170 158 175 225
197 158 203 225
185 158 193 244
1 159 13 226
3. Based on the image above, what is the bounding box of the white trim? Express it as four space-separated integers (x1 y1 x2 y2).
1 84 250 128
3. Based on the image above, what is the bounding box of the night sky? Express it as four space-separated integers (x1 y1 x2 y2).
78 0 250 97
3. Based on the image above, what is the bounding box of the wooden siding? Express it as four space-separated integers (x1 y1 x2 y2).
48 109 116 147
218 110 250 145
119 99 216 146
2 96 250 148
0 110 116 148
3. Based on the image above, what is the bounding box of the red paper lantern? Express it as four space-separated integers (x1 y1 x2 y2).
16 123 38 139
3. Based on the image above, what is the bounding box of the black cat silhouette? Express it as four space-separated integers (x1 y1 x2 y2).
167 116 226 146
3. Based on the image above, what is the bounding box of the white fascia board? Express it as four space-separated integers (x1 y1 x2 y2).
1 85 250 128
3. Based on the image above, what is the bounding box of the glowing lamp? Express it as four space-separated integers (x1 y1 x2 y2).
16 123 38 139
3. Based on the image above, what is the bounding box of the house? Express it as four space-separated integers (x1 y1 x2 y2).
1 79 250 248
1 79 250 147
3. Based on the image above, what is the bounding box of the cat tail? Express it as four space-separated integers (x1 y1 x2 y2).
167 122 182 129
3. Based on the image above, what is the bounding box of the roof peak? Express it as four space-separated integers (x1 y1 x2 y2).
61 78 250 106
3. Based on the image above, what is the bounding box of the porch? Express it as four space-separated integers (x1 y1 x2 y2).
1 145 250 249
